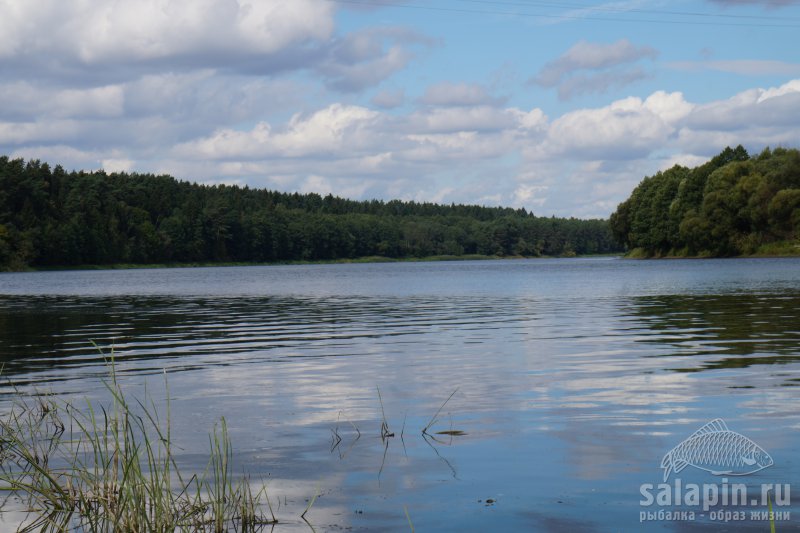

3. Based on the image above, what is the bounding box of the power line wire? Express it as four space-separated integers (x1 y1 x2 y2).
455 0 800 22
329 0 800 28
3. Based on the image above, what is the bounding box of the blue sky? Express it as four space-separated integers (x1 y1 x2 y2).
1 0 799 218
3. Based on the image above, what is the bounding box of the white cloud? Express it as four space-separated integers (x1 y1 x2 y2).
279 104 381 155
684 80 800 130
531 39 657 100
316 28 429 92
0 120 81 145
101 158 135 173
510 79 800 217
371 89 405 109
513 185 548 207
659 153 710 170
542 91 693 160
668 59 800 76
426 187 456 204
408 106 523 133
534 39 657 86
322 44 411 92
406 131 479 151
511 108 549 131
174 122 272 160
419 82 505 107
555 68 649 100
3 73 800 219
0 0 335 65
758 78 800 99
300 175 333 196
644 90 695 124
10 145 105 168
174 104 382 159
0 1 424 96
0 82 124 120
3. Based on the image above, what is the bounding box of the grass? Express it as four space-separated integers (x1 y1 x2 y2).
0 353 469 531
0 351 280 532
300 482 320 521
624 240 800 260
376 387 394 440
752 240 800 257
403 505 414 532
768 490 776 533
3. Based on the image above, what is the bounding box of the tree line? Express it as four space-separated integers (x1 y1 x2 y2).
0 156 620 270
610 146 800 257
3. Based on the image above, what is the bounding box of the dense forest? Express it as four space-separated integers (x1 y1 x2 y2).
0 156 619 270
610 146 800 257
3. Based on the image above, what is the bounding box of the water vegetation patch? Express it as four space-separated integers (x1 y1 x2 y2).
624 240 800 259
0 352 281 532
0 349 467 532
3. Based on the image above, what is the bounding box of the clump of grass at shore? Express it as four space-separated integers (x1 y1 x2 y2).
624 240 800 259
0 353 277 532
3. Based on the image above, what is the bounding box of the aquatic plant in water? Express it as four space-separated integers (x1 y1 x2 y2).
0 350 278 532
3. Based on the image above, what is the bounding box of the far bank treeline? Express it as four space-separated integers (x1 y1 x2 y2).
610 146 800 257
0 156 619 270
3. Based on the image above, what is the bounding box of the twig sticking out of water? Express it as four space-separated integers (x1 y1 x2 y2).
377 387 394 440
262 479 278 525
301 481 321 520
422 388 460 436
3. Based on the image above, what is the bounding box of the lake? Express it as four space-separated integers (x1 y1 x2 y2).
1 257 799 531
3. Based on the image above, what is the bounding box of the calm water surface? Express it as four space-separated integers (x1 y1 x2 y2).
1 257 799 531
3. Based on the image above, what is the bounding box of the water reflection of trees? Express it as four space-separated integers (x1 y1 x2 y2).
0 295 372 373
0 296 210 379
627 292 800 372
0 294 521 381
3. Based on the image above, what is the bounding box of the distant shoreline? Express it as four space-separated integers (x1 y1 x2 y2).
6 251 800 272
7 253 623 273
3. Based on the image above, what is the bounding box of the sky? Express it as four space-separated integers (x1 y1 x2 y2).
1 0 799 218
